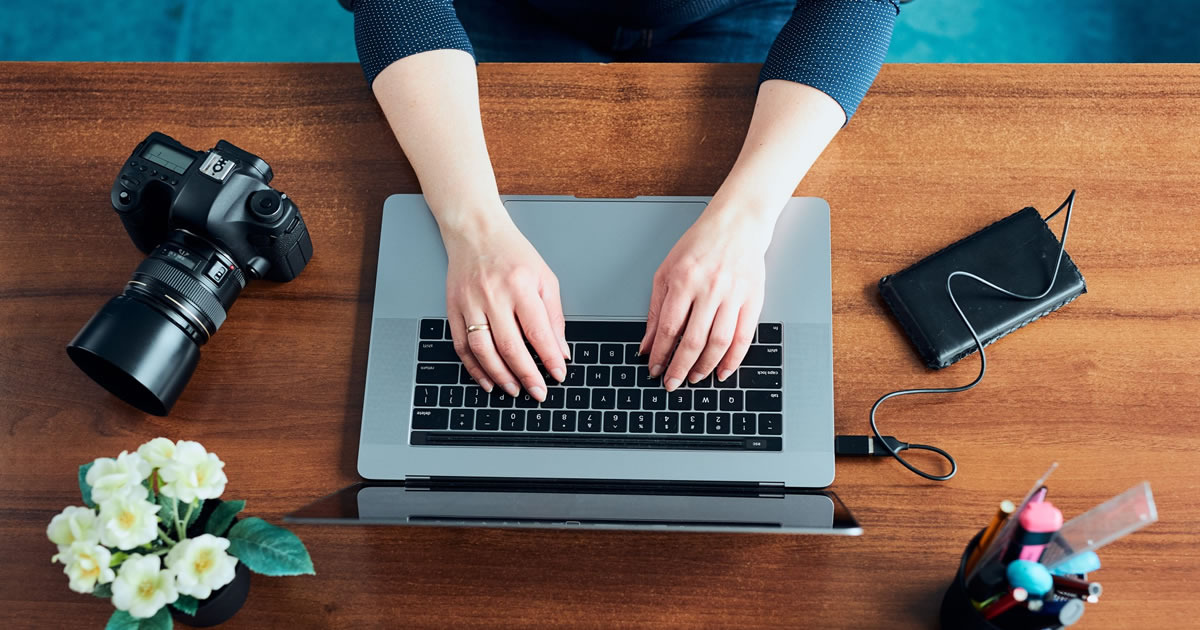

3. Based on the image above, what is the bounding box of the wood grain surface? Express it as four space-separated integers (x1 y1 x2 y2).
1 62 1197 629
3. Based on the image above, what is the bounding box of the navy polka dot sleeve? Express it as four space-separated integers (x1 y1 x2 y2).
760 1 898 121
340 0 897 121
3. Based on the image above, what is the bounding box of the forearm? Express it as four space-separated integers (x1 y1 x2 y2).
706 80 845 230
371 49 507 240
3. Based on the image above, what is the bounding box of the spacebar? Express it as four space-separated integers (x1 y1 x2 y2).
412 432 781 451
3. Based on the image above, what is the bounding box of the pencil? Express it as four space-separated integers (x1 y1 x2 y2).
965 499 1016 574
982 587 1028 620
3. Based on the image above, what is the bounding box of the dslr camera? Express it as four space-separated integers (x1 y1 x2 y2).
67 132 314 415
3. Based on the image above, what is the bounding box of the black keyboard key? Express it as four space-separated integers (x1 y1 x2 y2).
630 412 653 433
450 409 474 430
578 410 602 432
412 409 448 430
566 388 590 409
604 411 628 432
416 363 458 384
591 388 616 409
617 389 641 410
418 341 459 362
501 410 525 431
563 365 586 386
489 389 514 408
636 366 661 388
459 365 475 385
575 343 598 364
565 320 644 342
625 344 647 365
714 370 738 388
668 390 691 410
586 366 610 386
681 412 705 434
740 367 782 389
691 373 713 388
611 366 636 388
543 387 565 409
655 412 679 433
733 413 756 435
476 409 500 430
707 412 730 434
759 413 782 435
413 385 438 407
515 392 540 408
693 390 718 411
757 323 782 344
720 390 743 411
419 319 444 340
439 385 464 408
747 391 783 412
527 410 551 431
553 410 576 432
600 344 623 364
743 345 782 366
463 386 487 408
642 390 666 410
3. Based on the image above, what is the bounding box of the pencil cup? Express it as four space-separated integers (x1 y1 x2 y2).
940 530 1004 630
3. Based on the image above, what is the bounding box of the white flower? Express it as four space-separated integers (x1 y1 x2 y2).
60 542 115 594
98 495 161 550
158 441 226 503
111 554 178 619
86 451 151 503
137 437 178 469
47 506 100 554
165 534 238 599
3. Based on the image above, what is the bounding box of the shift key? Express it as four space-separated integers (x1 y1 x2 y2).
742 345 782 366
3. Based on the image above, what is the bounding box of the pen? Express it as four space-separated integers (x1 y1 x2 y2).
1052 575 1102 598
1003 501 1063 563
982 587 1028 620
965 499 1016 574
1000 598 1086 629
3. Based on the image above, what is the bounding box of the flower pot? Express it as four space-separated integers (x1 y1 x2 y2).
170 560 251 628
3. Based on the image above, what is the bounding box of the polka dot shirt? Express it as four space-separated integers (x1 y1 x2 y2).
339 0 898 122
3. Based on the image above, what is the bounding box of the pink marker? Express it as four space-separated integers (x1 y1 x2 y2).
1002 501 1063 563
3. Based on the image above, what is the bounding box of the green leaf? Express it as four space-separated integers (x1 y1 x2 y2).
105 607 172 630
227 517 315 576
156 494 200 531
79 462 95 508
171 595 200 616
92 582 113 598
204 500 245 536
110 551 129 568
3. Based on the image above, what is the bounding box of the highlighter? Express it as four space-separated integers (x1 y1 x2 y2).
1002 501 1063 563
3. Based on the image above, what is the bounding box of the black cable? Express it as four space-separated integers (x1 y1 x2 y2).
862 190 1078 481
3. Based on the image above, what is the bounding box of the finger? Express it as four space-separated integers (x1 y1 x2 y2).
662 295 719 392
488 304 548 401
647 288 693 384
540 277 570 360
514 291 568 385
462 310 521 398
640 273 667 355
716 292 764 381
446 305 493 392
689 300 739 383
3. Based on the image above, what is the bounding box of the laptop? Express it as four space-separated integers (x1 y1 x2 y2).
287 195 859 534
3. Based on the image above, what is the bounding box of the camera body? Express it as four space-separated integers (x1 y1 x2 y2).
112 132 312 282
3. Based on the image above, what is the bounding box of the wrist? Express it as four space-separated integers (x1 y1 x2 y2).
434 200 513 247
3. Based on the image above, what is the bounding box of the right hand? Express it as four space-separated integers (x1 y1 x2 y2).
442 210 569 402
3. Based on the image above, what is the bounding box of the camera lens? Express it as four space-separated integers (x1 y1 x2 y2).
67 231 245 415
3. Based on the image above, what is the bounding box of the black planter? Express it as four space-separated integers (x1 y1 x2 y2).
170 561 251 628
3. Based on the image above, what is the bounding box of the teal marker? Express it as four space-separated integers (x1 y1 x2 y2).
1050 551 1101 576
1007 560 1053 597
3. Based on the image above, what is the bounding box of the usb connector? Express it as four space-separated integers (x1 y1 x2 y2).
835 435 910 457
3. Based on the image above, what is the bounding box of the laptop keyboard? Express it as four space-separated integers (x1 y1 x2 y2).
409 319 783 451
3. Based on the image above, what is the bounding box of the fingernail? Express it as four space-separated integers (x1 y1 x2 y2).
717 369 732 382
479 377 494 392
550 368 566 383
562 339 571 361
688 371 704 384
665 377 682 391
529 386 547 402
650 364 663 378
503 382 519 396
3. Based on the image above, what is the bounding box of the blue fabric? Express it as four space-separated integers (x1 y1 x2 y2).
342 0 897 121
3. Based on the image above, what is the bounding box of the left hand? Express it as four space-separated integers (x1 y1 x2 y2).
640 203 775 391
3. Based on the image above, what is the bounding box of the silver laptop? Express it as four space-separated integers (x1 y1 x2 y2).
288 195 856 534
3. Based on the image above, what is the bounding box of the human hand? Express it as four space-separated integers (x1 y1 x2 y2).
640 204 773 392
442 208 569 402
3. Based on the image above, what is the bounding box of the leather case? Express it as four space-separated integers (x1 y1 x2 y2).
879 206 1086 369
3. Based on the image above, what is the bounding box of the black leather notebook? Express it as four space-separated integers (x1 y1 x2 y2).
879 206 1086 370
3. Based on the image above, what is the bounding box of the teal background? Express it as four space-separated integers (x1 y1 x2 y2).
2 0 1197 63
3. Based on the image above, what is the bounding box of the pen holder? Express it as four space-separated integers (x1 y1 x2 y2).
940 529 1003 630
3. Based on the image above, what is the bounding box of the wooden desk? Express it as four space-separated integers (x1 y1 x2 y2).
1 63 1197 629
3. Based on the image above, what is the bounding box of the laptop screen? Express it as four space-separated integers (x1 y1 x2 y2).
286 483 861 535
